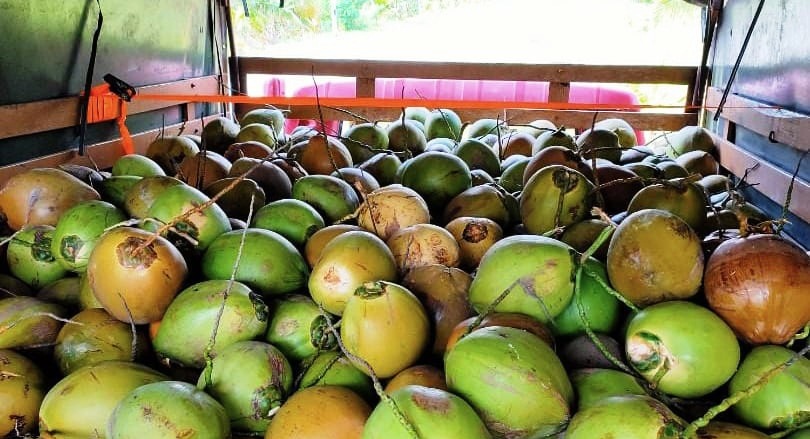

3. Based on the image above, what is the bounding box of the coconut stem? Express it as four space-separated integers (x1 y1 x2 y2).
573 209 641 315
681 343 810 439
318 305 421 439
771 420 810 438
135 153 268 255
0 313 82 332
116 292 139 362
573 224 637 375
776 149 808 235
200 194 255 390
787 323 810 348
574 267 636 376
294 348 341 389
354 281 386 299
583 269 641 314
0 229 24 249
463 278 523 338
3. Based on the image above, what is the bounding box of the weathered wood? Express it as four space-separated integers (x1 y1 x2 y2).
548 82 571 103
0 116 218 186
711 131 810 223
237 57 697 85
0 76 220 140
356 77 375 98
706 87 810 151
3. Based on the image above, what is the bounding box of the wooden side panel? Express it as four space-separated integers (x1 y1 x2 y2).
0 116 218 186
238 58 697 84
706 87 810 151
0 76 221 140
711 132 810 223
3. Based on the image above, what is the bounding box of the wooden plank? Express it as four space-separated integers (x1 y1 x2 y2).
237 57 697 85
710 132 810 223
272 105 695 132
0 76 220 140
356 77 375 98
548 82 571 103
0 116 219 186
706 87 810 151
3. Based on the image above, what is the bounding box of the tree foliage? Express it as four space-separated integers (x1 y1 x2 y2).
233 0 472 49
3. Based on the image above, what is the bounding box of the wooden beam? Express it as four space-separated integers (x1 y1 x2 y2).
237 57 697 85
710 132 810 223
705 87 810 151
0 116 219 186
548 82 571 103
0 76 220 140
356 77 375 98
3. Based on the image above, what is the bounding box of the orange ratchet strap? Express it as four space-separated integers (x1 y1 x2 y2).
83 80 135 155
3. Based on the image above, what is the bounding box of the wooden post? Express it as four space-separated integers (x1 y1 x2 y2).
356 77 375 98
548 82 571 103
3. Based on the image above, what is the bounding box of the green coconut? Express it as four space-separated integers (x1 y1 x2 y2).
291 175 360 224
51 200 127 272
454 138 501 177
153 280 268 369
570 368 648 411
520 165 594 235
565 395 684 439
0 296 66 349
533 126 576 153
606 209 704 306
468 235 576 323
424 109 462 141
111 154 166 177
357 153 402 187
729 345 810 431
342 122 389 164
0 349 46 436
552 258 621 337
39 361 167 439
201 116 240 153
197 340 293 434
625 301 740 398
54 308 148 376
663 125 715 158
201 228 309 297
445 326 573 438
386 119 427 155
363 385 492 439
265 294 337 362
99 175 143 208
6 225 68 289
443 184 519 228
108 380 230 439
251 198 325 247
399 151 472 213
37 276 82 311
298 350 376 402
626 180 708 232
240 107 285 137
143 183 231 253
122 175 185 219
498 156 530 193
